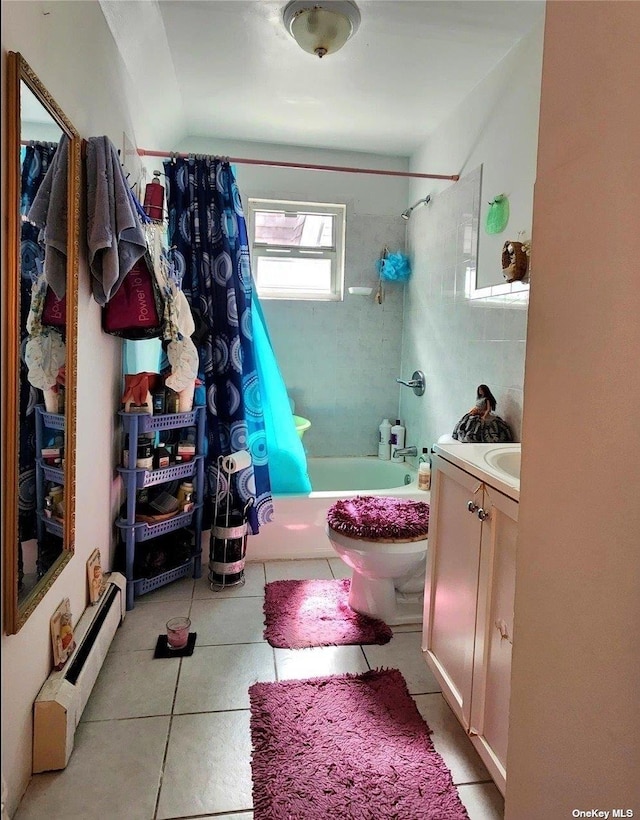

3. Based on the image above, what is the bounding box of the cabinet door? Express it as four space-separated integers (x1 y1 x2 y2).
422 456 483 729
470 484 518 793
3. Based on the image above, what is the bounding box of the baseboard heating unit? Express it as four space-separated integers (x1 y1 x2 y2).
32 572 126 773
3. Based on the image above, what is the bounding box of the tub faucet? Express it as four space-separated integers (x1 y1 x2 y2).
393 445 417 458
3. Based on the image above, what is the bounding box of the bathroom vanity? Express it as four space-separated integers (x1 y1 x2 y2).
421 442 520 796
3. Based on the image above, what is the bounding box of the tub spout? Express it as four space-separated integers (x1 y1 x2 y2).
393 446 417 458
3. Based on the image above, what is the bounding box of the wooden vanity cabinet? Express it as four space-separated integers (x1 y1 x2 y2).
422 453 518 795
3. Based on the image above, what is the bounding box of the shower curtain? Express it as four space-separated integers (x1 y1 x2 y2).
251 292 311 495
165 156 283 533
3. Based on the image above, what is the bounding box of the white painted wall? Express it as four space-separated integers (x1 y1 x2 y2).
1 3 138 813
507 3 640 816
409 18 544 290
176 137 410 457
401 21 544 455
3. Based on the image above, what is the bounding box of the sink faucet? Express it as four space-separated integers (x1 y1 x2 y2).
393 445 417 458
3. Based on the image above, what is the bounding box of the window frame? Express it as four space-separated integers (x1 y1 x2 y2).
247 198 346 301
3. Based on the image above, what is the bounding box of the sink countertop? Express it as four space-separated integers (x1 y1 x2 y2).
434 442 521 501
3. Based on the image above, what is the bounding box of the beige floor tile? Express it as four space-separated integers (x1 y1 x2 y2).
82 649 180 721
15 717 169 820
174 643 275 713
457 782 505 820
413 693 491 785
157 711 253 819
193 561 266 599
362 631 441 694
209 814 253 819
190 595 266 644
274 644 369 681
110 600 192 652
328 557 351 579
264 558 333 582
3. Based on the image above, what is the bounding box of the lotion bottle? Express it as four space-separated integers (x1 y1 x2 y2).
418 461 431 491
390 419 406 462
378 418 391 460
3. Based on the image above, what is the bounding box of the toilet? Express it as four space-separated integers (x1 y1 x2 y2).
326 495 429 626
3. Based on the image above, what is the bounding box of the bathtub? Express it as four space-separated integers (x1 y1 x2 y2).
247 457 428 562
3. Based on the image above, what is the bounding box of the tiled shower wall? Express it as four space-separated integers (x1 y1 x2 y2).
262 211 406 457
400 167 528 459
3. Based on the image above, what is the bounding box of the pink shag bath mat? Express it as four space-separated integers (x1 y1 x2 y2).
263 578 392 649
249 668 470 820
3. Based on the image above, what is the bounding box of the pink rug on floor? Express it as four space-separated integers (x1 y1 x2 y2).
263 578 392 649
249 668 470 820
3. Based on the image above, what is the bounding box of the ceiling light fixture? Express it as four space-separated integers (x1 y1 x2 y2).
401 195 432 221
283 1 361 59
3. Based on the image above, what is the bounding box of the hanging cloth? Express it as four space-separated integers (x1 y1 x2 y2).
26 134 69 299
164 155 273 534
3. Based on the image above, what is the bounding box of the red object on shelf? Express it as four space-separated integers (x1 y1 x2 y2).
143 171 164 220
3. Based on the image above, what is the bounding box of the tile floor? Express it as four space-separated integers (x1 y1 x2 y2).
16 559 505 820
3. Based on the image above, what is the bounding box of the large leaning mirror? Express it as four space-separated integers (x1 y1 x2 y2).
3 52 80 634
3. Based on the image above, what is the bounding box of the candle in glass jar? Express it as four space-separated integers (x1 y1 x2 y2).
166 617 191 650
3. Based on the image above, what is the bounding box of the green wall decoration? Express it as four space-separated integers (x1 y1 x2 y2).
485 194 510 234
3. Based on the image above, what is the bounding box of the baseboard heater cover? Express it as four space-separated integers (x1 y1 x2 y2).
32 572 126 773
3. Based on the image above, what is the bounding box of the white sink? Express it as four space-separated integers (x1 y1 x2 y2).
483 447 521 481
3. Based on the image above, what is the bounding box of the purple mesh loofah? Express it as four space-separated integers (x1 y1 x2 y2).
327 495 429 540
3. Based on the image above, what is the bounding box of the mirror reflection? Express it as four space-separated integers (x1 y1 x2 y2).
4 52 80 634
18 85 65 601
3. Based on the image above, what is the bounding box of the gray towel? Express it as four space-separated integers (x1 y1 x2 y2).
27 134 69 300
86 136 147 306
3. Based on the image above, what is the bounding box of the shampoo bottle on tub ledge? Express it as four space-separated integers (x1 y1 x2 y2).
390 419 406 462
378 418 391 460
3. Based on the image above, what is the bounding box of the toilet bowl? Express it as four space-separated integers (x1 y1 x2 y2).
326 496 430 626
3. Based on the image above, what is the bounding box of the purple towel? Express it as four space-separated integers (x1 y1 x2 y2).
86 136 147 305
27 134 69 300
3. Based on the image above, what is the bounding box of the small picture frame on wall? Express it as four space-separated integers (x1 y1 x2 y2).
87 548 106 605
50 598 76 671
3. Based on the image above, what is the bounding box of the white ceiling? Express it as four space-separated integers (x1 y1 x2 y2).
101 0 545 157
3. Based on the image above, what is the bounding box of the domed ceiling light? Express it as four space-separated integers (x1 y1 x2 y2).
283 1 361 59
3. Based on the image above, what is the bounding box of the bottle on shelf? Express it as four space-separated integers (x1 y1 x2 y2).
165 388 180 414
418 455 431 491
177 481 195 512
390 419 406 463
153 442 171 470
378 418 391 460
136 436 153 470
152 389 166 415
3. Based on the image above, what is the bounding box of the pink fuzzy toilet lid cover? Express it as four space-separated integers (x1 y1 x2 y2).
327 496 430 542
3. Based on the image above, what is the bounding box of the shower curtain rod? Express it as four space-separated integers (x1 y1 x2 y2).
136 148 459 182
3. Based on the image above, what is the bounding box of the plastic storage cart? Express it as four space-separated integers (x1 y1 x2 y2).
116 406 205 610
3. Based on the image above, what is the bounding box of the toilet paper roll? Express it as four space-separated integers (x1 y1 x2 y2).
221 450 252 474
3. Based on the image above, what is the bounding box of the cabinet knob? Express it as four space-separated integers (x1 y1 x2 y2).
477 508 490 521
467 501 478 513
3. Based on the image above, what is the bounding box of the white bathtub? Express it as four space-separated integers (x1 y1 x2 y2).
247 457 428 562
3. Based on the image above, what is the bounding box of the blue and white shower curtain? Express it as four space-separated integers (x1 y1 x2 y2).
164 156 273 533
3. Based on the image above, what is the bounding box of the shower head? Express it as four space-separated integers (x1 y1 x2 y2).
401 195 432 221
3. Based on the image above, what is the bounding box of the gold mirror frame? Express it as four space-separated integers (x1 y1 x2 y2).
3 53 80 634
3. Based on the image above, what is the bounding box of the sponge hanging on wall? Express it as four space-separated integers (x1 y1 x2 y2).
376 251 411 282
485 194 509 234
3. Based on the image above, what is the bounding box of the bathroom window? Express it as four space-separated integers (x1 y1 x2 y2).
247 199 346 300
